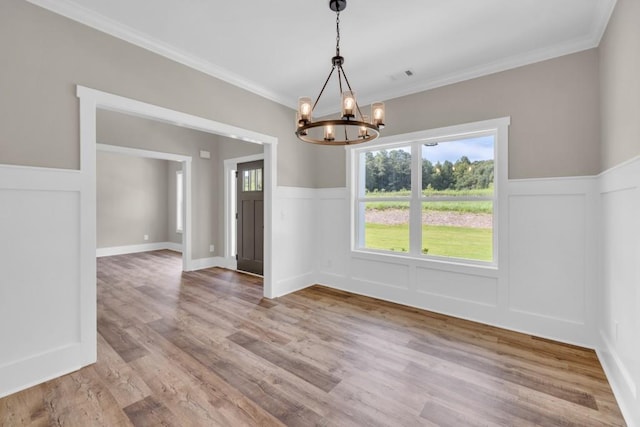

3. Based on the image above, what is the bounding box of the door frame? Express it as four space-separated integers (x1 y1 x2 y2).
224 153 265 270
234 159 265 275
78 85 277 300
96 143 192 270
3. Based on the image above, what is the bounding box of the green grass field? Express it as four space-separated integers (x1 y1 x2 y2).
363 189 494 261
365 223 493 261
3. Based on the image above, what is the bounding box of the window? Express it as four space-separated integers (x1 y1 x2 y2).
242 167 263 192
352 118 508 266
176 170 183 233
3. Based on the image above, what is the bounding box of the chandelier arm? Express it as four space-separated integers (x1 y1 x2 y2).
337 66 344 96
339 65 366 121
312 65 337 113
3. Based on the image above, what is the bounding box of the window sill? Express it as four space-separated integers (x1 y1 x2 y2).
351 248 498 277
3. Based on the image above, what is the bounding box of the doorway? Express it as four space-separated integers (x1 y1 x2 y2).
236 160 264 275
78 85 277 298
96 144 192 270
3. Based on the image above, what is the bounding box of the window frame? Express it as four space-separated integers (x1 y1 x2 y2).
348 117 509 269
176 169 184 233
241 167 263 192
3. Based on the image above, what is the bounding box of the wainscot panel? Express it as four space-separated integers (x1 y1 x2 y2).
351 256 411 290
414 267 498 307
272 187 318 297
0 164 95 399
597 156 640 427
508 193 588 324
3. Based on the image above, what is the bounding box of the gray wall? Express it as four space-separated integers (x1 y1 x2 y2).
599 0 640 170
0 0 315 187
0 0 606 189
97 152 169 248
98 110 262 260
313 49 601 187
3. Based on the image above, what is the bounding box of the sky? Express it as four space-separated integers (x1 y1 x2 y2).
422 135 494 163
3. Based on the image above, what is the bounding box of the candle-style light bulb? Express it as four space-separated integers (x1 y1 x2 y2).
359 115 369 138
324 125 335 141
342 91 356 119
298 97 313 124
371 102 385 128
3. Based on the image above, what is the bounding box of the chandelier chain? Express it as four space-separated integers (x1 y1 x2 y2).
336 11 341 56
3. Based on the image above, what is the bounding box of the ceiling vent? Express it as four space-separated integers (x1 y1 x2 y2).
389 69 415 81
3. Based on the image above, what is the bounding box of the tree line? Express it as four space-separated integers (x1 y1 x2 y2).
365 149 494 192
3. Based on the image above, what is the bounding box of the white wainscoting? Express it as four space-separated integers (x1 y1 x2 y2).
270 186 317 297
597 156 640 427
2 170 636 424
507 177 597 345
0 164 95 399
313 177 598 348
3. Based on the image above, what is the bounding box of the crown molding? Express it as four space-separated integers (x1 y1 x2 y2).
27 0 617 115
312 0 617 117
590 0 618 46
26 0 293 109
357 36 608 109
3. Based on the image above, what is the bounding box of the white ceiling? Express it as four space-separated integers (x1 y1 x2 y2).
29 0 616 116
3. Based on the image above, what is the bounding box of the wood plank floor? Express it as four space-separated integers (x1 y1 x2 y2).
0 250 626 426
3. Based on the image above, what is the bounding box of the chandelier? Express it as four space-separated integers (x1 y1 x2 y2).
295 0 385 145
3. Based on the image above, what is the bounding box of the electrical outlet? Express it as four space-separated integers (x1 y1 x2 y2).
209 244 215 253
143 234 149 241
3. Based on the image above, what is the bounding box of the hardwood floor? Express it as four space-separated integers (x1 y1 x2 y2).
0 250 626 426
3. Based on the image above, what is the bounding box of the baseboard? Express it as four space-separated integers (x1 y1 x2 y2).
224 257 237 270
0 343 92 399
96 242 182 257
273 273 315 298
596 333 639 427
188 256 231 271
164 242 183 253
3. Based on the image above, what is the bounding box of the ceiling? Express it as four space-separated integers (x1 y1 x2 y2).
29 0 616 116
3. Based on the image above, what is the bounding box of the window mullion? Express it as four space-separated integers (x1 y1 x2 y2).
409 143 422 255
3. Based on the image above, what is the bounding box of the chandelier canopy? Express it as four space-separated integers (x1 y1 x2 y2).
295 0 386 145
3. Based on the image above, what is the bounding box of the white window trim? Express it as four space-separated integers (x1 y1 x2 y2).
347 117 510 269
176 170 184 233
